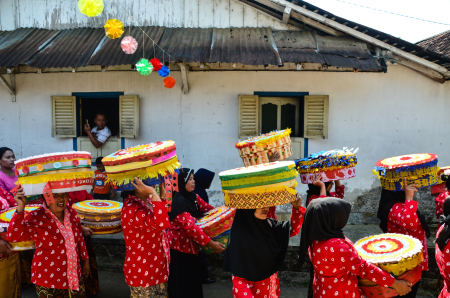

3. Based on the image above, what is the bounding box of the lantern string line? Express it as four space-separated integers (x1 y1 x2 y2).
111 0 178 64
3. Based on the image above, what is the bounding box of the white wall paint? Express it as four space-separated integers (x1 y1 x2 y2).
0 0 298 31
0 67 449 208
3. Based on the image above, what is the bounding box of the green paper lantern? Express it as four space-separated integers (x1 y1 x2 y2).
136 58 153 76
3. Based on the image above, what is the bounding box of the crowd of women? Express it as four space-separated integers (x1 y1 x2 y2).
1 144 450 298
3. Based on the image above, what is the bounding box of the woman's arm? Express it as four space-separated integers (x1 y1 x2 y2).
289 206 306 237
436 192 447 220
175 212 211 246
330 183 345 199
388 201 420 230
196 195 214 213
8 187 32 242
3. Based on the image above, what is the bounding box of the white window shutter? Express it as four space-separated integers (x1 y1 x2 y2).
51 96 76 137
304 95 329 139
120 95 140 138
238 95 259 139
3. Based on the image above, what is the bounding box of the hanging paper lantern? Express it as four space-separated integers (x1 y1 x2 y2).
104 19 124 39
121 36 138 54
150 58 163 71
78 0 104 17
164 77 176 89
136 58 153 76
158 65 170 77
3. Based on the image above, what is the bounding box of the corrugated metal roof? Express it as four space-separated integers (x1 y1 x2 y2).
274 31 326 64
0 28 60 67
155 28 213 63
88 27 165 66
274 30 379 69
27 28 104 68
0 27 382 70
210 27 282 65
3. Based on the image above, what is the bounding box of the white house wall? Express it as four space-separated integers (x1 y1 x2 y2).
0 0 298 30
0 66 449 213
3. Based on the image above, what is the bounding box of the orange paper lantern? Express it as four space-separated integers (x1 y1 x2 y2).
104 19 124 39
164 77 176 89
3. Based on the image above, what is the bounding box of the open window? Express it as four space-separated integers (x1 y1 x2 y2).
51 93 140 160
238 94 329 159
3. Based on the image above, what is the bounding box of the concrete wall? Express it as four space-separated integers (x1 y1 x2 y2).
0 66 449 221
0 0 297 31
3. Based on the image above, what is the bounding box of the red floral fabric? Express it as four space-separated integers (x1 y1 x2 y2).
232 206 305 298
436 225 450 298
121 196 170 287
436 190 450 226
167 195 214 255
0 187 16 211
307 185 345 205
8 205 89 289
387 200 428 271
311 237 395 298
267 207 277 220
67 191 94 207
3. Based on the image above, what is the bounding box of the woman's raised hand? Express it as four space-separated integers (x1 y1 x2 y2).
208 240 226 253
131 177 162 202
391 279 412 296
403 178 418 201
291 193 302 209
312 173 325 188
13 186 26 214
0 239 12 254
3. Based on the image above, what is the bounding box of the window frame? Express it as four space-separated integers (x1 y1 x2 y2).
259 97 300 137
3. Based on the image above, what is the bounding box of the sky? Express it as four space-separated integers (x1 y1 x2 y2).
303 0 450 43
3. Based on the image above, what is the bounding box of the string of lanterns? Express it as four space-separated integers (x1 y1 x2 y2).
78 0 176 89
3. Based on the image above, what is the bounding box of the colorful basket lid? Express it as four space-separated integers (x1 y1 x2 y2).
235 129 293 166
354 233 423 276
431 166 450 196
103 141 180 191
219 161 298 209
296 148 358 184
373 153 439 191
16 152 94 203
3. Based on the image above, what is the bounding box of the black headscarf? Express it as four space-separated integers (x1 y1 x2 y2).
298 197 351 267
437 196 450 250
306 182 331 206
223 209 291 282
168 168 202 221
194 168 215 203
377 189 431 238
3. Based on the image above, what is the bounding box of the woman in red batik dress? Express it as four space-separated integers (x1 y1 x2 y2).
167 168 225 298
299 197 412 298
121 178 170 298
377 178 431 298
8 187 90 298
223 194 304 298
436 196 450 298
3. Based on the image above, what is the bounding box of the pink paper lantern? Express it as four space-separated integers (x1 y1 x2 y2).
121 36 138 54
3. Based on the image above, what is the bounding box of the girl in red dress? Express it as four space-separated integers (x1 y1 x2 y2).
121 178 170 297
376 178 430 298
223 194 304 298
436 196 450 298
299 197 412 298
8 187 90 298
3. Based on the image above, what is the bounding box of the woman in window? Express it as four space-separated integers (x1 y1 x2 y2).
376 178 430 298
167 168 225 298
300 197 412 297
9 187 90 298
0 147 17 194
223 194 304 297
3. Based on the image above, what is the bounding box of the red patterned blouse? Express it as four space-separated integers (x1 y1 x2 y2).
8 205 89 289
167 194 214 255
311 237 395 298
121 196 170 287
387 200 428 271
307 185 345 205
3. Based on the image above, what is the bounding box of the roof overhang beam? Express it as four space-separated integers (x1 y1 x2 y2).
0 74 16 102
265 0 450 79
